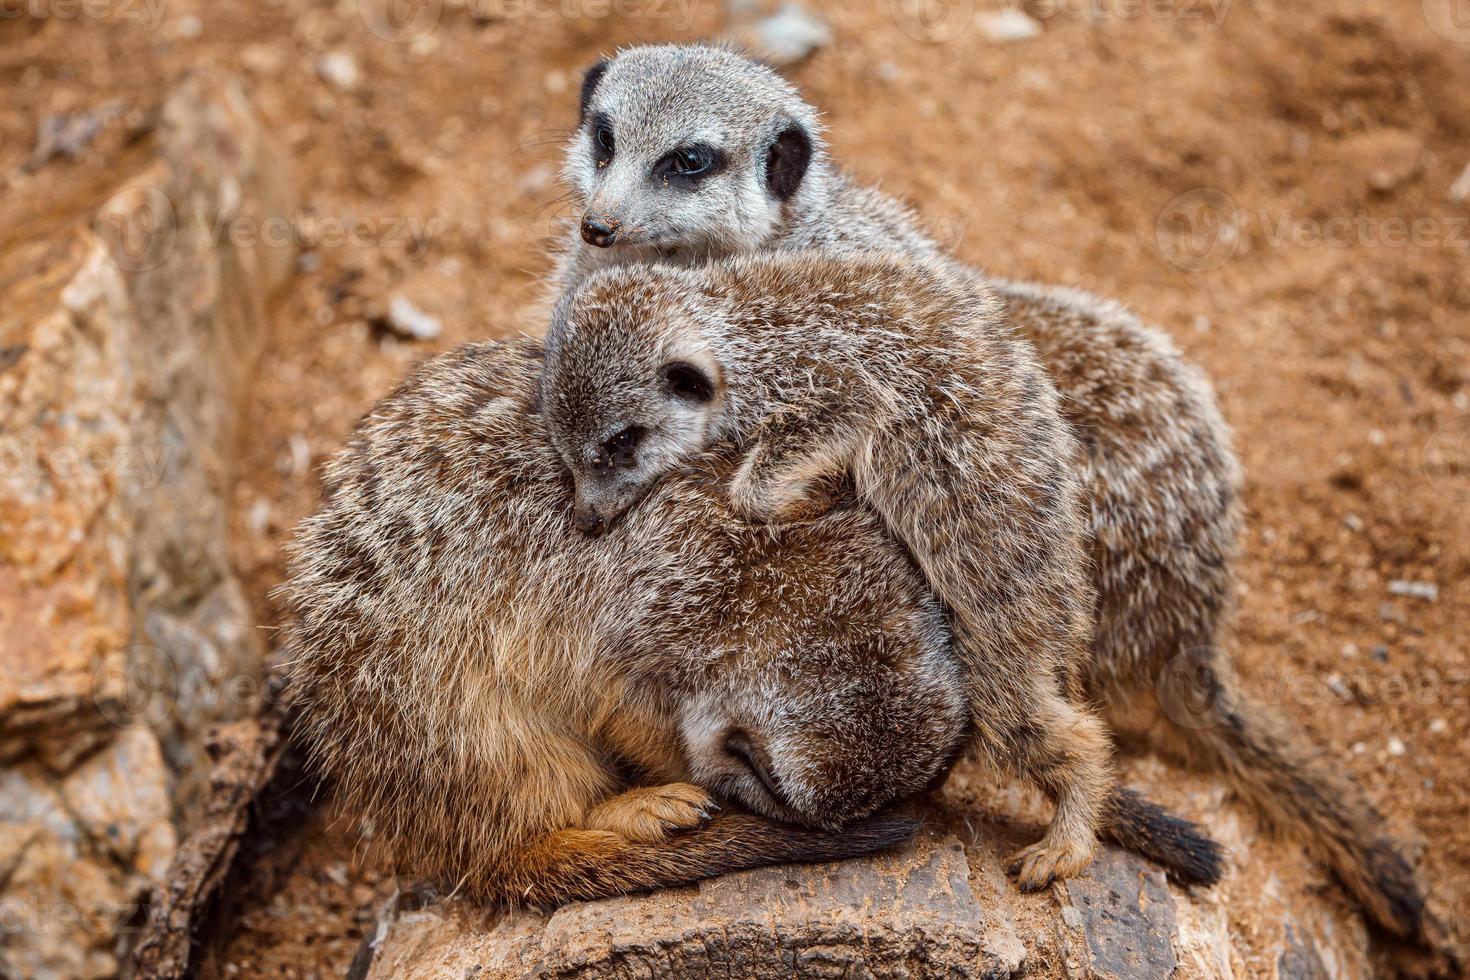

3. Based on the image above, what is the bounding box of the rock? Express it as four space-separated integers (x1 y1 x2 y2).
1055 848 1177 979
364 834 1027 979
0 72 291 977
382 296 442 341
1339 129 1423 193
727 3 832 68
25 101 126 171
352 801 1378 979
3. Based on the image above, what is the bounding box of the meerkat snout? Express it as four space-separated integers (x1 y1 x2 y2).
572 424 646 536
580 215 619 248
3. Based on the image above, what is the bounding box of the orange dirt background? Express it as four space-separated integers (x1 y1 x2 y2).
3 0 1467 975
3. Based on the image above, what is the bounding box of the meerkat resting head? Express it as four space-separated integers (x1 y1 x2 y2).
566 44 826 258
543 267 733 535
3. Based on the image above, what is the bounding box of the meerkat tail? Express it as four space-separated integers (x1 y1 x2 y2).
496 811 922 907
1100 786 1225 887
1166 689 1425 939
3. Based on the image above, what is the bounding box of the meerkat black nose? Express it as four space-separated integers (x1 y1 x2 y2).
580 216 619 248
573 505 608 537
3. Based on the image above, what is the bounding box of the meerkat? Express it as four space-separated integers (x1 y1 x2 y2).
284 336 1222 906
283 336 963 905
543 249 1122 890
548 43 1428 940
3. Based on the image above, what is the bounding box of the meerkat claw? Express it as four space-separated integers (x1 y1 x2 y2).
1007 839 1095 891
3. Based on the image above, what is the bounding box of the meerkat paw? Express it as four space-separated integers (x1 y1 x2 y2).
1006 836 1096 891
584 783 719 844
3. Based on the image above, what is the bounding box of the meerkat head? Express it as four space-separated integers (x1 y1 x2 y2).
542 265 731 536
677 635 967 829
565 44 825 256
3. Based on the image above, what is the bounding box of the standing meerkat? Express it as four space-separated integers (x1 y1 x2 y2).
543 250 1116 890
547 43 1427 940
282 337 966 905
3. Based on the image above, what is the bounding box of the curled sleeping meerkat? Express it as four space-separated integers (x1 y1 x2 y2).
283 337 968 904
548 249 1124 890
550 43 1428 940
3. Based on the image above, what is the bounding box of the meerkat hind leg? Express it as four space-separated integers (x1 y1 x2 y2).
991 687 1112 890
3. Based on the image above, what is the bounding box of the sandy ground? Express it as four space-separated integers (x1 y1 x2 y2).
4 0 1468 975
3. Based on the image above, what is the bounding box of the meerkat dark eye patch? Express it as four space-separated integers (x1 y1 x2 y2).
652 144 725 187
594 425 644 473
578 60 609 125
766 123 812 201
662 362 714 403
588 112 615 167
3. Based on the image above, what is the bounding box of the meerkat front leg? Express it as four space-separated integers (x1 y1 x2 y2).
584 784 719 843
728 406 863 522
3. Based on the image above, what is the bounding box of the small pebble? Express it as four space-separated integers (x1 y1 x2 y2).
976 10 1042 42
1343 513 1363 532
1450 161 1470 204
1386 737 1406 757
1341 642 1359 658
1371 645 1390 663
1429 718 1448 734
739 3 832 67
1352 741 1367 754
317 51 360 91
384 296 442 341
1387 579 1438 602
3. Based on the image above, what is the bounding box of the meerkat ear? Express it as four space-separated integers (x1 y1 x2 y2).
579 60 610 125
766 123 812 201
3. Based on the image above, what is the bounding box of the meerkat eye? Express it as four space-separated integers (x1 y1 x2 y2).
670 148 709 175
662 362 714 403
595 126 615 154
654 144 724 185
